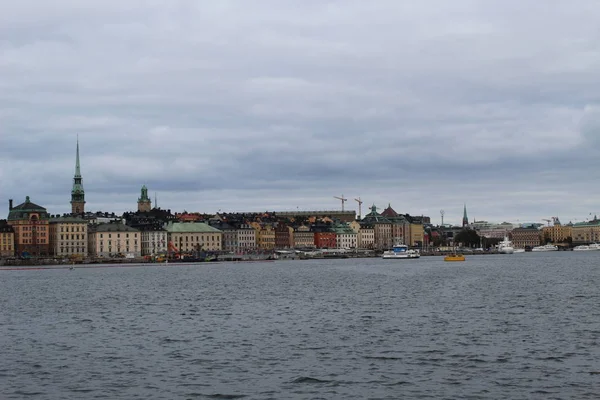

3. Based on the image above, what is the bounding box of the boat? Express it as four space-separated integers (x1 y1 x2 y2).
513 248 526 253
532 244 559 252
589 243 600 250
497 236 514 254
574 245 593 251
444 253 465 262
382 244 420 259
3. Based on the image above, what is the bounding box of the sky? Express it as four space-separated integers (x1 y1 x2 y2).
1 0 600 226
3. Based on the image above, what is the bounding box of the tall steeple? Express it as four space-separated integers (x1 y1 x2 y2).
70 136 85 215
462 203 468 227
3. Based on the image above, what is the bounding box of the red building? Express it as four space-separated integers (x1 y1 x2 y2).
275 223 293 248
314 232 336 248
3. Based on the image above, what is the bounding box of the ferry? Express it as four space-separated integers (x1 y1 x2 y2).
574 245 594 251
444 253 465 262
532 244 559 252
382 244 420 259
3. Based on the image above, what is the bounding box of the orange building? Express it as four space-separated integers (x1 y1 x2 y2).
7 197 51 257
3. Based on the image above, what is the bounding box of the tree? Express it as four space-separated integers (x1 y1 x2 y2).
454 229 480 248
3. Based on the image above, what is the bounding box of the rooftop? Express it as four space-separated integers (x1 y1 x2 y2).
165 222 222 233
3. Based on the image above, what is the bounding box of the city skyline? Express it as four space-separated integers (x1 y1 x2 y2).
2 1 600 224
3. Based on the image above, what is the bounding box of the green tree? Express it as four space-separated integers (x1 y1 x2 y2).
454 229 480 248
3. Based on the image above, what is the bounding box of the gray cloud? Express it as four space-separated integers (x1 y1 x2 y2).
2 0 600 225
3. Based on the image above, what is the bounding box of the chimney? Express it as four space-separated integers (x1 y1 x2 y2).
9 199 13 210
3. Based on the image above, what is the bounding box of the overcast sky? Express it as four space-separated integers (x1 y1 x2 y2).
1 0 600 225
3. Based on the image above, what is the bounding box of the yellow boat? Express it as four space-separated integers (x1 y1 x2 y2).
444 253 465 262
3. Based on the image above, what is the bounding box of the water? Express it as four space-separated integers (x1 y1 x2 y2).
1 252 600 399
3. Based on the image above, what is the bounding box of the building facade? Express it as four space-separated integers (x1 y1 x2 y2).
88 223 141 258
334 223 357 249
275 223 294 249
511 227 542 249
165 222 223 252
49 216 88 258
0 220 15 257
541 223 572 244
293 225 315 248
7 197 50 257
357 225 375 249
362 205 392 249
140 228 167 256
571 220 600 244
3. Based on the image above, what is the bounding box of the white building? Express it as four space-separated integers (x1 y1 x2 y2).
140 228 167 256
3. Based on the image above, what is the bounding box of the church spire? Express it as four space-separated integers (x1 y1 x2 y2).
71 136 85 215
462 203 468 227
75 135 81 178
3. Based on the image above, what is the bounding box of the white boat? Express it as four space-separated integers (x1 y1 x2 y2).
513 248 526 253
532 244 559 252
589 243 600 250
382 244 420 259
498 236 514 254
574 245 593 251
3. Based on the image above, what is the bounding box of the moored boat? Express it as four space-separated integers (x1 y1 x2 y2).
444 253 465 262
498 236 514 254
382 244 420 259
574 245 593 251
532 244 559 252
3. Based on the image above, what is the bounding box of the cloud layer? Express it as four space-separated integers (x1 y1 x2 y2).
2 0 600 225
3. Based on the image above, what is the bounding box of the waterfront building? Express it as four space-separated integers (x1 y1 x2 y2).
477 222 514 239
511 227 542 249
139 227 167 256
49 215 88 258
311 222 336 248
251 222 275 250
208 219 238 252
7 197 50 257
0 220 15 257
165 222 222 252
357 224 375 249
361 205 392 249
70 138 86 215
541 219 572 244
275 222 294 249
333 222 357 249
571 219 600 244
380 204 424 246
293 225 315 248
137 185 152 212
234 222 257 252
88 223 141 258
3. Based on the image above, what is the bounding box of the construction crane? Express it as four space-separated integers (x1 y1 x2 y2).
354 197 363 219
334 194 348 211
542 218 552 226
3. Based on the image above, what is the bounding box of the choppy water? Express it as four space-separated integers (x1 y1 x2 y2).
1 252 600 399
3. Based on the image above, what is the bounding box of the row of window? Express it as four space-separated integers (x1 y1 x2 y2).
99 233 138 239
60 234 83 240
60 226 85 233
99 241 138 246
59 247 85 254
18 226 47 231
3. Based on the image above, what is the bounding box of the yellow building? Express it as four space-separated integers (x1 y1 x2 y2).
88 223 141 258
49 216 88 258
0 221 15 257
571 220 600 244
357 225 375 249
251 222 275 250
407 223 425 247
165 222 222 252
541 224 572 244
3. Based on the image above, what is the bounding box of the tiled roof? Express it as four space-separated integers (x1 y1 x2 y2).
90 223 140 233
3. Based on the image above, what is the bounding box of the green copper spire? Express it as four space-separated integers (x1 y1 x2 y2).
462 203 468 227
